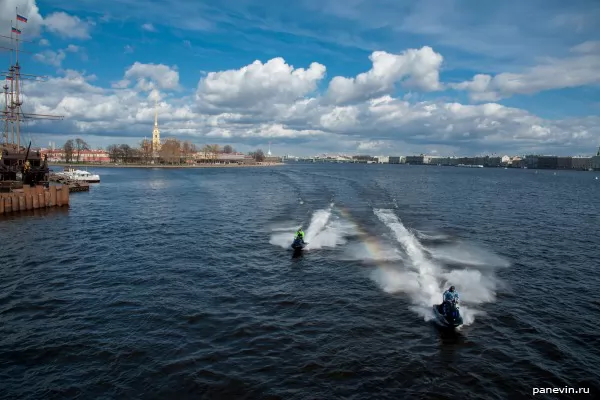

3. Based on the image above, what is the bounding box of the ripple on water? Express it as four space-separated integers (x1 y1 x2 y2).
1 165 599 399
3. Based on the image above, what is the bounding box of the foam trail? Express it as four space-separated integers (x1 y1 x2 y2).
269 203 353 250
372 209 500 326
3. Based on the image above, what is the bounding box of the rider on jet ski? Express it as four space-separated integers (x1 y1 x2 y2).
442 286 459 315
294 228 306 244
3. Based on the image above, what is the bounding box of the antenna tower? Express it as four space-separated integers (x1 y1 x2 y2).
1 8 64 150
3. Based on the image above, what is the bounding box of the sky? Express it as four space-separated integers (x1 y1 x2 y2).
1 0 599 157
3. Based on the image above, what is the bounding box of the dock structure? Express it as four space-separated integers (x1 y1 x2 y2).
0 184 69 215
48 173 90 192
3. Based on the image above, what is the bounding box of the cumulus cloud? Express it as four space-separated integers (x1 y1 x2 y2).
33 49 66 67
17 48 600 156
196 57 326 112
32 44 82 67
122 62 180 91
452 41 600 102
326 46 444 104
43 11 94 39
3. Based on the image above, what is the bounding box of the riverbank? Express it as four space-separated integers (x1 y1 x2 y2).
49 162 285 169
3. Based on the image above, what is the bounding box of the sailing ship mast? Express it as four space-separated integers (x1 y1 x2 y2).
1 8 63 151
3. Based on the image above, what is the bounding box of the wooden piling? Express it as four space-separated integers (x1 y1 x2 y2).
49 186 57 207
25 194 33 210
18 196 26 211
0 183 74 216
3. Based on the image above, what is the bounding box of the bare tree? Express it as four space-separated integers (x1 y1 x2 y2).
63 139 75 163
182 141 194 162
140 139 153 164
159 138 181 164
120 144 133 163
200 144 210 163
75 138 90 162
107 144 121 163
251 149 265 162
208 144 220 162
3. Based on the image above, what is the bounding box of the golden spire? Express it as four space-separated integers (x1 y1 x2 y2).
152 97 161 153
154 97 158 127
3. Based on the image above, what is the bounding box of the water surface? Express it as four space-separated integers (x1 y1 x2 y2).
1 164 598 399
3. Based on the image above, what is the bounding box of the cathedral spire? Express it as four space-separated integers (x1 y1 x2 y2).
152 98 161 155
154 98 158 127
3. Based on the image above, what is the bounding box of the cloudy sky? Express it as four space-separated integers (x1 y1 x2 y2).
1 0 599 156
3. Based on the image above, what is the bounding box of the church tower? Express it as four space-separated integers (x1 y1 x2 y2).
152 99 161 154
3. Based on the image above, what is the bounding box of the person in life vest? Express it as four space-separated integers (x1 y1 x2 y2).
294 228 305 244
442 285 459 315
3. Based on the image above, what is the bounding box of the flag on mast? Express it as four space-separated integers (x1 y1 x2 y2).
17 14 28 23
12 27 21 34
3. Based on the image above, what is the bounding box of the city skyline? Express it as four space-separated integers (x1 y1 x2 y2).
1 0 599 157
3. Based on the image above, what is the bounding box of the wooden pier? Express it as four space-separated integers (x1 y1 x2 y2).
0 184 69 215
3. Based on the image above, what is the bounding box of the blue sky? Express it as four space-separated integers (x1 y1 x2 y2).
1 0 599 156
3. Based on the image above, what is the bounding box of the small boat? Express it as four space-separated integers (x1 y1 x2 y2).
58 167 101 183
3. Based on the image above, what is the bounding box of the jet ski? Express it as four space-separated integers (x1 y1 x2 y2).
291 237 307 250
432 300 463 328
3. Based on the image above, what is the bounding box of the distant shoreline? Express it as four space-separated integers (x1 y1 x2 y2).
49 162 285 169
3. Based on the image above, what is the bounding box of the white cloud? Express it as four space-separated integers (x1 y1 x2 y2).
32 44 82 67
326 46 444 104
122 62 180 91
17 49 600 156
39 38 50 46
141 23 157 32
196 57 326 111
33 49 66 67
43 11 94 39
452 41 600 102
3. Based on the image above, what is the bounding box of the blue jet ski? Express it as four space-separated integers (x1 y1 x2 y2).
291 237 307 250
432 300 463 328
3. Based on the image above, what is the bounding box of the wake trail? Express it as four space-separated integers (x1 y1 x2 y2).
269 203 356 250
372 208 503 326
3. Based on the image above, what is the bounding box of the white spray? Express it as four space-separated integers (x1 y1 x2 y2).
371 209 505 326
269 203 355 250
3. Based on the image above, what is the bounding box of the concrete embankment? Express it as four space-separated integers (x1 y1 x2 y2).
49 162 285 169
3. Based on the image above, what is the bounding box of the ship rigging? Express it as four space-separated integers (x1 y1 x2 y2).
1 9 63 190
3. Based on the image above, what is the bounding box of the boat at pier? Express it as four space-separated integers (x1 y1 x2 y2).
55 167 101 183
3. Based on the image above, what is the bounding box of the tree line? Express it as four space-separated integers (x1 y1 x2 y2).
61 138 267 164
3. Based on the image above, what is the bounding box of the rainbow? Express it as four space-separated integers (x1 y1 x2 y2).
335 205 397 265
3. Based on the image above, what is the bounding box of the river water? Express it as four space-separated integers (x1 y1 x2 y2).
1 164 598 399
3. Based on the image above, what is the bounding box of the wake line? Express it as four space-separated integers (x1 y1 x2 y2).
269 203 355 250
372 208 497 326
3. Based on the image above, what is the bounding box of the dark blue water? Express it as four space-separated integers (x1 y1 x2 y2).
1 164 599 399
